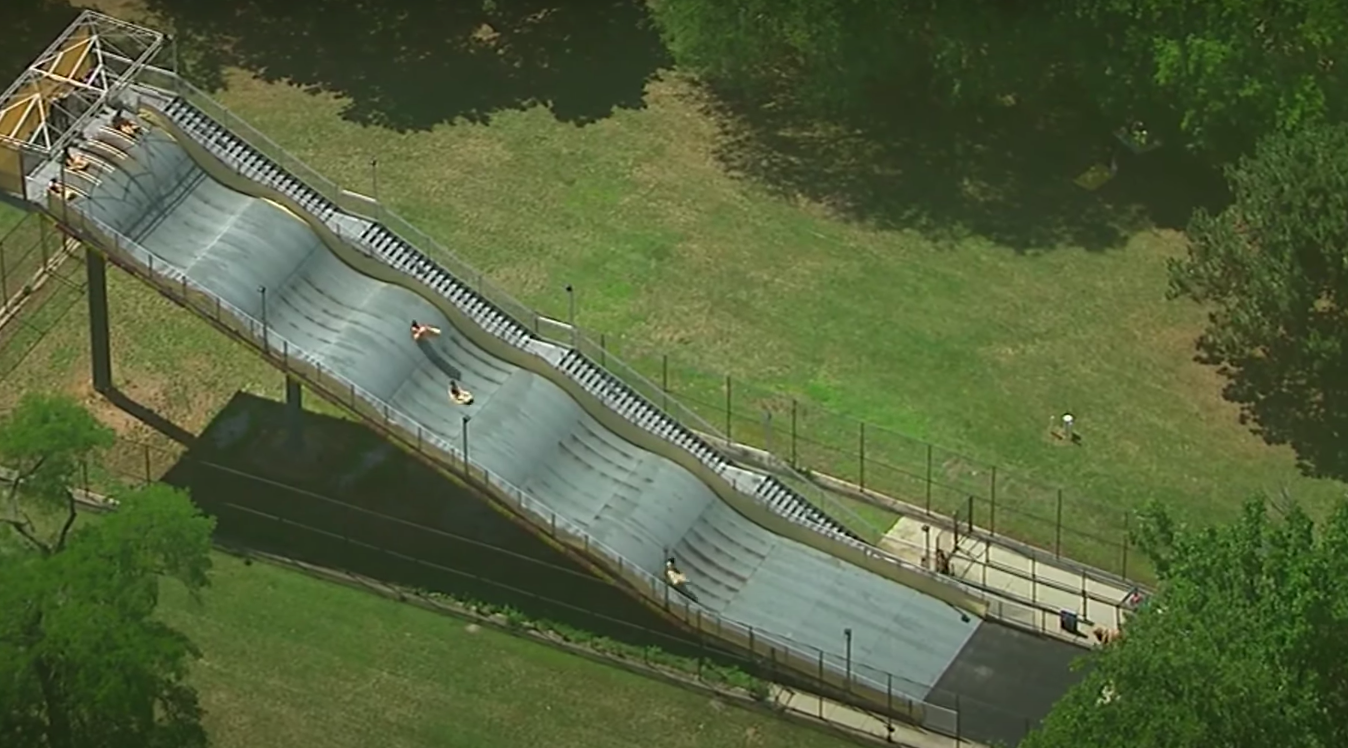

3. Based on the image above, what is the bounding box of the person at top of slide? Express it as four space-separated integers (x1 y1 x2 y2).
112 112 141 137
65 149 90 172
410 320 441 341
47 178 75 200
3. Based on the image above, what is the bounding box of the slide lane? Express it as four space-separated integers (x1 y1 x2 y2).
63 122 982 704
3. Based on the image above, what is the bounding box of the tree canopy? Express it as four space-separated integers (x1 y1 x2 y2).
1167 122 1348 479
0 393 114 554
0 395 215 748
652 0 1347 157
1023 496 1348 748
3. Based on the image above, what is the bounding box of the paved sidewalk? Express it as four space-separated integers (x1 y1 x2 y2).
881 517 1136 645
770 686 989 748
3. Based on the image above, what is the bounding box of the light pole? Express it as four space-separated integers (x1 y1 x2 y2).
565 284 576 348
922 524 931 569
844 628 853 691
461 414 471 471
258 285 268 350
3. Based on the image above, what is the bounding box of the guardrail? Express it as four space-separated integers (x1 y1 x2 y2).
126 64 893 552
56 204 963 735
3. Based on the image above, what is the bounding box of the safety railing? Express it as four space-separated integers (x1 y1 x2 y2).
116 70 1092 647
163 69 888 547
59 205 961 735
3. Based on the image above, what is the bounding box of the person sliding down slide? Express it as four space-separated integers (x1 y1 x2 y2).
664 558 688 588
410 320 441 341
449 380 474 405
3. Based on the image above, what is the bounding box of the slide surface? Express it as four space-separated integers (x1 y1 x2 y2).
71 124 981 701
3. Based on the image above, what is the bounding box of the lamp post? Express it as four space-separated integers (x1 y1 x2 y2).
844 628 853 691
922 524 931 569
258 285 268 350
461 414 471 471
565 284 576 348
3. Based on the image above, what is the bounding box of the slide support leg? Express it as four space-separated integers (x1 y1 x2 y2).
86 248 113 394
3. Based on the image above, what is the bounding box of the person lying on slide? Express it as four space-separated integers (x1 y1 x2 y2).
410 320 441 341
112 113 141 137
64 150 90 172
47 178 76 200
664 558 688 589
449 380 474 405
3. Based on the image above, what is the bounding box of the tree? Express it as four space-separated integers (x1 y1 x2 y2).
0 396 216 748
1167 122 1348 478
1023 497 1348 748
1072 0 1348 157
651 0 1346 157
0 393 115 554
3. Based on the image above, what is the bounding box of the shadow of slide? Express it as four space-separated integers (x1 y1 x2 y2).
104 386 196 446
142 0 671 131
160 391 711 656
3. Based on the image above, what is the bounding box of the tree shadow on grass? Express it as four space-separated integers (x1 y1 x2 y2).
159 391 719 659
1205 341 1348 484
698 81 1230 253
142 0 670 131
1 0 78 85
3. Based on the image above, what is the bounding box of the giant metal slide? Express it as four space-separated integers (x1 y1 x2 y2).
2 17 1010 735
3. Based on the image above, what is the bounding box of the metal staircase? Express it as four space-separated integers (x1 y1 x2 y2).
160 97 338 224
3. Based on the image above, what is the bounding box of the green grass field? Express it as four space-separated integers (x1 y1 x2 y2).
1 500 853 748
8 0 1343 569
5 1 1341 744
189 65 1343 558
162 553 853 748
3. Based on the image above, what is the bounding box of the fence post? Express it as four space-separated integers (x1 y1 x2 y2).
143 443 152 484
661 354 669 411
858 422 866 490
1121 511 1130 578
925 443 933 512
724 375 732 439
790 398 798 468
817 651 825 719
39 218 49 267
955 694 962 743
886 674 893 729
1055 489 1064 557
600 333 606 367
0 236 8 301
989 466 997 536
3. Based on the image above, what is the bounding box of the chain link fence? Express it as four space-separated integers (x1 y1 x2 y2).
592 351 1142 582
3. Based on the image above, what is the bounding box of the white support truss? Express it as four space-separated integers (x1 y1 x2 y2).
0 10 165 155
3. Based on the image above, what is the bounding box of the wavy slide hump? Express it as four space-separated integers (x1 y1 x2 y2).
65 109 982 703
